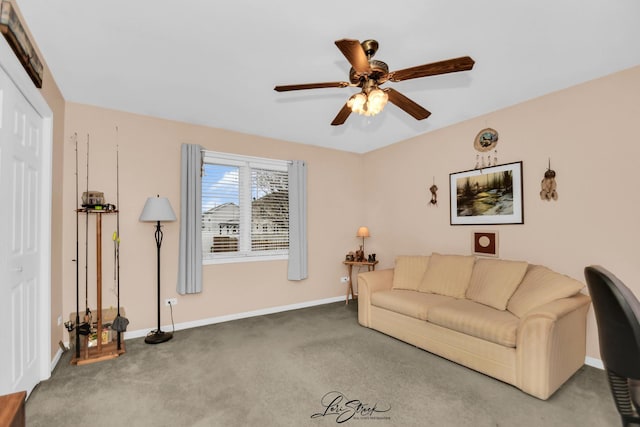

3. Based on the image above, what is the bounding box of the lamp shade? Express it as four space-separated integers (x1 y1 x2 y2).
356 226 370 238
139 196 177 222
347 92 367 114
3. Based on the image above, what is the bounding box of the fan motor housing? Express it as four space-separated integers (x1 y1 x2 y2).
349 60 389 85
361 39 379 57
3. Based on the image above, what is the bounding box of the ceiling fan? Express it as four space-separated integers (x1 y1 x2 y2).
274 39 475 126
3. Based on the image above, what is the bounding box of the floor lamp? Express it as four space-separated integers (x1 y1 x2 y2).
139 195 176 344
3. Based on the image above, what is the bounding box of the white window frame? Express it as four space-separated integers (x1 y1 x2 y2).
202 150 289 265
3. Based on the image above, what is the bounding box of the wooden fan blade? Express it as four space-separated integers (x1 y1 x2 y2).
331 103 352 126
335 39 371 75
274 81 349 92
385 88 431 120
389 56 475 82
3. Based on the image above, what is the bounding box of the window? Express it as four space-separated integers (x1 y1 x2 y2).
201 151 289 263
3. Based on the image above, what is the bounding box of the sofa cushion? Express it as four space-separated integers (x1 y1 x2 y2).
427 299 520 348
371 289 455 321
507 265 585 318
418 253 476 298
466 259 529 310
392 256 430 291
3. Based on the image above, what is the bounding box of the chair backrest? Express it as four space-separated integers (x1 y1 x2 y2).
585 265 640 379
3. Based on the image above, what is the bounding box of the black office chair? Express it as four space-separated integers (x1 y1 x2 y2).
585 265 640 427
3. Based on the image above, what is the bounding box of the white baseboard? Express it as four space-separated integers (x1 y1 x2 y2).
63 295 347 345
57 295 605 373
125 295 347 339
50 347 63 373
585 356 604 370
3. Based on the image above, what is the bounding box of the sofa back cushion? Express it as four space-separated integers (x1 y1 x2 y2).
392 256 430 291
418 253 476 298
507 265 585 317
466 259 529 310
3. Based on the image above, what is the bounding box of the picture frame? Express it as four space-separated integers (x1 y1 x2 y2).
0 1 43 88
450 161 523 225
471 230 499 257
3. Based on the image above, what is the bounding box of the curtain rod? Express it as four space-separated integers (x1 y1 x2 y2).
200 148 293 164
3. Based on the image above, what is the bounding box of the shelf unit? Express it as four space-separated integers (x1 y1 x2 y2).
71 208 125 365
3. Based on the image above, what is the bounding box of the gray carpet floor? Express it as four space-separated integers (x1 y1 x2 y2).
26 302 619 426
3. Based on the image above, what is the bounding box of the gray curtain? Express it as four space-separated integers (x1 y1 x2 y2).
288 160 308 280
177 143 203 294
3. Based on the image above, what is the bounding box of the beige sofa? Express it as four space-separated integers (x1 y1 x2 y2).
357 253 591 400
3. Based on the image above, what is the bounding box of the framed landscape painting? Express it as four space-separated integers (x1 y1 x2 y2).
450 161 523 225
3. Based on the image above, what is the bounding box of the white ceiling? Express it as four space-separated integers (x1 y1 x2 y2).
16 0 640 153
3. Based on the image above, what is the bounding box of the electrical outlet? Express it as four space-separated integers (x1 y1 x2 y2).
57 315 62 326
340 276 350 283
165 298 178 306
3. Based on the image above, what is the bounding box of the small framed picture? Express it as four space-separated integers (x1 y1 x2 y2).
472 231 499 257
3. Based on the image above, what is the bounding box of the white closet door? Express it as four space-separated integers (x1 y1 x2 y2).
0 63 45 396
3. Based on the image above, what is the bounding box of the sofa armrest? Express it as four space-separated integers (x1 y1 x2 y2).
515 292 591 399
518 294 591 323
357 269 394 327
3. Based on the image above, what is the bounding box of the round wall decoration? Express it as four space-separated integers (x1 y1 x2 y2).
474 128 499 152
472 231 499 257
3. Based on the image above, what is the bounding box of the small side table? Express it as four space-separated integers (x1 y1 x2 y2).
343 260 378 304
0 390 26 427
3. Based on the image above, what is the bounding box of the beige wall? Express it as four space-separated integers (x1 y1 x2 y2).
42 71 65 361
10 0 363 361
61 104 364 334
34 63 640 364
11 0 640 364
363 65 640 360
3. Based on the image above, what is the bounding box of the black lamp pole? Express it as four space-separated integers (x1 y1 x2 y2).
144 221 172 344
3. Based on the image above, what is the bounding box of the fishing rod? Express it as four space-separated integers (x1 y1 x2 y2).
116 128 120 334
111 126 129 350
65 133 91 357
74 133 80 358
116 131 122 351
84 134 91 327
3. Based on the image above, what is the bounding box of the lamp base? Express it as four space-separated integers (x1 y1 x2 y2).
144 330 173 344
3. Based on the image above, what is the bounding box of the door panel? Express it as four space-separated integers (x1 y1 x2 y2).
0 63 43 395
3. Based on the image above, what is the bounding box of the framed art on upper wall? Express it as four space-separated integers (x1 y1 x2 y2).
450 161 523 225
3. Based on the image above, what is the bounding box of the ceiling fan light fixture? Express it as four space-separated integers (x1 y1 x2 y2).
348 88 388 117
366 88 388 116
347 92 367 114
274 39 473 125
